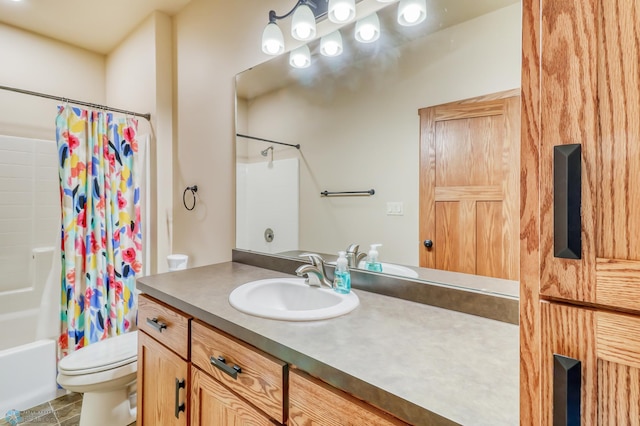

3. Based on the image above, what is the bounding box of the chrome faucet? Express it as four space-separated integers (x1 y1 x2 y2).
295 253 333 288
345 244 367 269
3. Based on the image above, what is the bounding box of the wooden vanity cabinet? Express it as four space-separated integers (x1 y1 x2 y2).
190 320 287 425
137 295 192 425
521 0 640 423
289 370 409 426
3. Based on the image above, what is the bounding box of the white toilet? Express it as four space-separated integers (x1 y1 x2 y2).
57 331 138 426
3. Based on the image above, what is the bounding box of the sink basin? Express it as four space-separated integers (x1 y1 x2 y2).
228 278 359 321
357 261 419 278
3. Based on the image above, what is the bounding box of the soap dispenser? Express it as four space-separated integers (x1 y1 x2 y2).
364 244 383 272
333 251 351 294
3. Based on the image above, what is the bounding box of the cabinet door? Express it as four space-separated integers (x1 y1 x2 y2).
289 370 408 426
540 0 640 310
137 331 189 426
541 302 640 424
190 367 272 426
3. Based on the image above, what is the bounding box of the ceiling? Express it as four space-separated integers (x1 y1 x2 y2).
0 0 193 54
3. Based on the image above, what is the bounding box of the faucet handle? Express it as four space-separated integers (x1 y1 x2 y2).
299 253 325 266
346 244 360 254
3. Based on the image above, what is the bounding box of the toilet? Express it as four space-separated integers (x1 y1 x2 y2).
57 331 138 426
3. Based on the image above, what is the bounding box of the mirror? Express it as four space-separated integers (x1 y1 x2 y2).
235 0 521 296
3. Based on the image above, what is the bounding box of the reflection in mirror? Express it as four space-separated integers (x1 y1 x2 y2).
235 0 521 296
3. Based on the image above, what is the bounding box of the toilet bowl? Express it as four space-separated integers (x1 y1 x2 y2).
57 331 138 426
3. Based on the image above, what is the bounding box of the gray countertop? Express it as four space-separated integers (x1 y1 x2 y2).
137 262 519 426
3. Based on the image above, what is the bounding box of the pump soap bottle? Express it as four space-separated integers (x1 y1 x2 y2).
333 251 351 294
364 244 383 272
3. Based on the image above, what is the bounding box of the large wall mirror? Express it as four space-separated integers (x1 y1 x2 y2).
235 0 521 296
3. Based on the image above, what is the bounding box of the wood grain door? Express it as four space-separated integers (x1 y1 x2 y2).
541 301 640 425
538 0 640 309
419 90 520 280
137 331 189 426
190 367 273 426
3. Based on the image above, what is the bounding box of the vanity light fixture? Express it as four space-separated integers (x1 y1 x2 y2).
397 0 427 26
290 44 312 68
320 30 344 56
355 12 380 43
327 0 356 24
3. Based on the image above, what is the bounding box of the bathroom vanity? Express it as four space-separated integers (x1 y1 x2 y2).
136 253 518 425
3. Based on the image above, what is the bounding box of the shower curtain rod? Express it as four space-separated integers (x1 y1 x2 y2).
0 84 151 121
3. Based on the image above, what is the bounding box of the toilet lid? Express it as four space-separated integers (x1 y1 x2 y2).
58 331 138 376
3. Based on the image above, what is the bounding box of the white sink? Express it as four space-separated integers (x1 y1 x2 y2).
228 278 359 321
357 261 419 278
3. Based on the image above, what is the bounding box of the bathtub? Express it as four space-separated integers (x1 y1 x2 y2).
0 245 60 415
0 339 58 415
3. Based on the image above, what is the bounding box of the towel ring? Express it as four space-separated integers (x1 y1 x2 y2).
183 185 198 211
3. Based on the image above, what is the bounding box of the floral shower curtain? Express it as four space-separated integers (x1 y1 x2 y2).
56 106 141 358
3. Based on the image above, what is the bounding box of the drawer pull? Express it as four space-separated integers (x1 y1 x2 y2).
210 355 242 380
174 378 186 418
146 317 167 333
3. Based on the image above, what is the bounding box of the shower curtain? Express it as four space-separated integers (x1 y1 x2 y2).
56 106 141 358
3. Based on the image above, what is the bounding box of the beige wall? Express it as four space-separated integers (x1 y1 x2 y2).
240 4 522 265
0 23 105 139
106 12 173 273
172 0 294 267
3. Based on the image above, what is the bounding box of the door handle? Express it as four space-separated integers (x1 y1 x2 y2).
423 239 433 249
174 378 186 418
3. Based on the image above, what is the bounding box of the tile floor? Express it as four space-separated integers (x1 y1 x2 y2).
1 393 136 426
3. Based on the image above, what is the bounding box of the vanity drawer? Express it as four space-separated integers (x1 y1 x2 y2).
191 320 287 423
138 294 190 359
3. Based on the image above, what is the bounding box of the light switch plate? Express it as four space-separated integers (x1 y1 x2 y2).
386 202 404 216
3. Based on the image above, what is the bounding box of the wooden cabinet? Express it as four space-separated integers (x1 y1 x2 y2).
521 0 640 423
190 320 287 425
138 296 411 425
137 295 191 425
289 370 409 426
191 367 273 426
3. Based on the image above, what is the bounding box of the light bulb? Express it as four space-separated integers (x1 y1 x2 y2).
355 13 380 44
291 4 317 41
261 22 284 55
320 31 343 57
328 0 356 23
397 0 427 26
402 5 421 23
289 45 311 68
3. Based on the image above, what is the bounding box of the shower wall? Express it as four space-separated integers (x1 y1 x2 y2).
0 135 59 350
236 158 299 254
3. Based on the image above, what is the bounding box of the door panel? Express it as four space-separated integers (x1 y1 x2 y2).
476 201 504 278
419 90 520 280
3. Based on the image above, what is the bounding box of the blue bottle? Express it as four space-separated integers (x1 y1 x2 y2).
364 244 383 272
333 251 351 294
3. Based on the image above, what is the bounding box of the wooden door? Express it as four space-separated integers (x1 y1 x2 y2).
541 302 640 424
190 367 273 426
538 0 640 308
137 331 189 426
419 90 520 280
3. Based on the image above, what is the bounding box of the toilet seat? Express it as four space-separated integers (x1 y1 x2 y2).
58 331 138 376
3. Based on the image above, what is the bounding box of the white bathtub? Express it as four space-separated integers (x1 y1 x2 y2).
0 339 58 414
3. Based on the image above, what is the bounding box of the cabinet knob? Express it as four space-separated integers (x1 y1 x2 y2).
423 239 433 249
